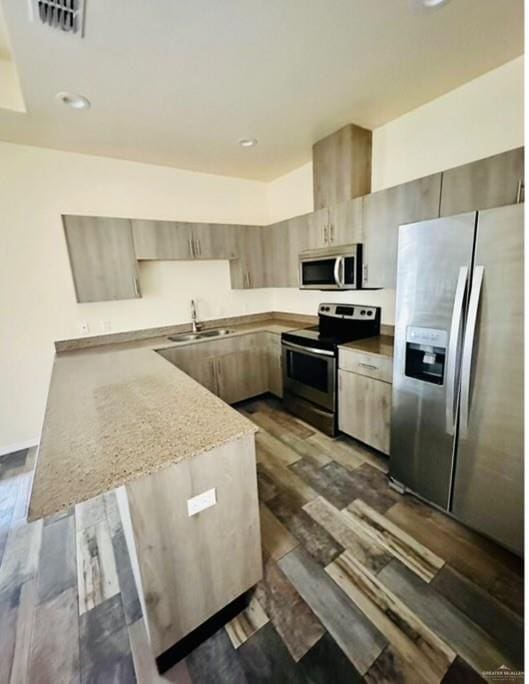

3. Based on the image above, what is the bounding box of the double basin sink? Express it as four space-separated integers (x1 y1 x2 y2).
167 328 234 343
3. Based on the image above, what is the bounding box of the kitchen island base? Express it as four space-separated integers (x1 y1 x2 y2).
116 432 262 662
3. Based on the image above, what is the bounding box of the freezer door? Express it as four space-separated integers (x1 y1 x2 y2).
390 213 476 508
452 204 523 554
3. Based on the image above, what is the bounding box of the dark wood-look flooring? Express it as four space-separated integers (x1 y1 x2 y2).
0 397 523 682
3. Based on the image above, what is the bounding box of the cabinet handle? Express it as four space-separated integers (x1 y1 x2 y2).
359 362 379 371
196 239 201 256
516 179 524 204
133 276 140 297
323 225 328 244
189 237 195 257
329 224 334 243
363 264 368 283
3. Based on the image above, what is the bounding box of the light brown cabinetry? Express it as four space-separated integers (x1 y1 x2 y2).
132 219 238 260
262 221 292 288
329 195 363 246
362 174 442 289
338 347 393 455
158 331 282 402
440 147 524 217
229 226 266 289
313 124 372 210
123 431 261 657
63 215 141 303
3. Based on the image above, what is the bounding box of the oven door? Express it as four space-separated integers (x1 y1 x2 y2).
282 341 336 411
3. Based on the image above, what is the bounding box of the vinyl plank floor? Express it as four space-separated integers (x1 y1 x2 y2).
256 430 302 467
303 497 393 574
76 519 120 614
225 596 269 649
299 632 363 684
345 499 445 582
256 402 316 439
267 493 343 566
257 446 317 505
110 525 142 625
260 503 299 562
238 622 307 684
186 628 248 684
254 557 325 662
0 519 43 595
431 565 523 668
256 469 278 503
79 594 136 683
37 512 76 604
291 459 361 510
378 560 518 675
326 550 455 683
29 587 80 683
7 579 38 684
278 546 386 675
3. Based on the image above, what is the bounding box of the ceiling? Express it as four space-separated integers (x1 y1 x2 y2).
0 0 523 180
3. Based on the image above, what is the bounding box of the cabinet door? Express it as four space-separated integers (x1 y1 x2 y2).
306 207 330 249
191 223 239 260
362 173 441 289
264 333 283 397
229 226 266 289
63 215 141 303
216 348 268 404
338 370 391 454
440 148 524 217
263 220 292 287
329 196 363 246
132 220 193 259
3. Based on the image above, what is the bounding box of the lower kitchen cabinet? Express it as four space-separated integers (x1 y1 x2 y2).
158 331 283 403
215 348 268 403
338 369 391 455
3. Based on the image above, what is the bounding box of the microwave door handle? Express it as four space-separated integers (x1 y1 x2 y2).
333 257 345 288
445 266 468 435
460 265 484 438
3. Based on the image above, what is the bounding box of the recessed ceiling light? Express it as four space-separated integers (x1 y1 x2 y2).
410 0 451 10
238 138 258 148
56 92 91 110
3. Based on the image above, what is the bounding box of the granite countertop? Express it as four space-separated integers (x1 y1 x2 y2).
339 334 394 358
29 317 300 521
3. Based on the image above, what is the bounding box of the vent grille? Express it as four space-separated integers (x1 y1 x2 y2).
29 0 85 36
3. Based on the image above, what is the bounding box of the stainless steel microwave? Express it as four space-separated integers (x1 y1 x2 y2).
299 244 363 290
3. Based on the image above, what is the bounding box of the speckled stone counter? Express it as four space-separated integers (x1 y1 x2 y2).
29 317 300 521
339 334 394 358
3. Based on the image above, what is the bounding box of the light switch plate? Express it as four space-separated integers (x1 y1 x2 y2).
187 488 216 517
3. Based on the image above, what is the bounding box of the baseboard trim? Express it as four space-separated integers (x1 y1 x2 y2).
0 439 39 458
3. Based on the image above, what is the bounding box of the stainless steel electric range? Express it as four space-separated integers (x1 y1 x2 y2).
281 303 381 436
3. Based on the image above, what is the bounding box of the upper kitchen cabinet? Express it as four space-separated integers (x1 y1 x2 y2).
440 147 524 217
362 173 442 289
328 195 363 246
229 225 266 289
313 124 372 210
63 215 141 303
132 219 193 259
131 219 238 260
262 220 292 287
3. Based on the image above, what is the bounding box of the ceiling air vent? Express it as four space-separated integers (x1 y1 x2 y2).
29 0 86 36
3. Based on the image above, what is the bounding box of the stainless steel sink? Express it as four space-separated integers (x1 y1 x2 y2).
167 328 233 343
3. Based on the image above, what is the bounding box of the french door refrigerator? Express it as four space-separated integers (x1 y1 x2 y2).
390 203 523 555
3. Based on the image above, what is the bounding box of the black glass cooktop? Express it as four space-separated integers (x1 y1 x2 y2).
281 326 355 352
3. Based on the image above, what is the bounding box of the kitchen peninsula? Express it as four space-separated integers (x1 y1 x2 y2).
28 314 308 663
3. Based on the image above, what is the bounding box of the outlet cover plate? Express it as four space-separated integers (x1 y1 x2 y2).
187 488 216 517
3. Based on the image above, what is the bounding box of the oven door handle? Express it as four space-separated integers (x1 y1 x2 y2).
282 341 336 358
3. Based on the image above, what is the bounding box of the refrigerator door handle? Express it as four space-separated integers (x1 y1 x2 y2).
460 266 485 437
445 266 468 434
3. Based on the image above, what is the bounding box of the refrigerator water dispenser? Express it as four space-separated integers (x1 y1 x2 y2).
405 326 448 385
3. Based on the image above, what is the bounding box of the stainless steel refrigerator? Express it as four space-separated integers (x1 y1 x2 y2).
390 203 523 555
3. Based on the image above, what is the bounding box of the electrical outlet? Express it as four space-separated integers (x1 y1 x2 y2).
187 488 216 517
101 320 112 333
79 321 90 335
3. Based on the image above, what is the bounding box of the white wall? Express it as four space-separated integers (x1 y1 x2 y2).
0 142 271 451
372 57 524 190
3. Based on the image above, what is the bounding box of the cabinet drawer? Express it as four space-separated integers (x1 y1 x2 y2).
339 348 393 383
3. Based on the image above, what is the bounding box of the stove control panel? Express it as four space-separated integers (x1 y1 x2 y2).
318 303 379 320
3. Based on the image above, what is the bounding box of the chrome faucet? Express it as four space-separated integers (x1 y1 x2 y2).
190 299 201 333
